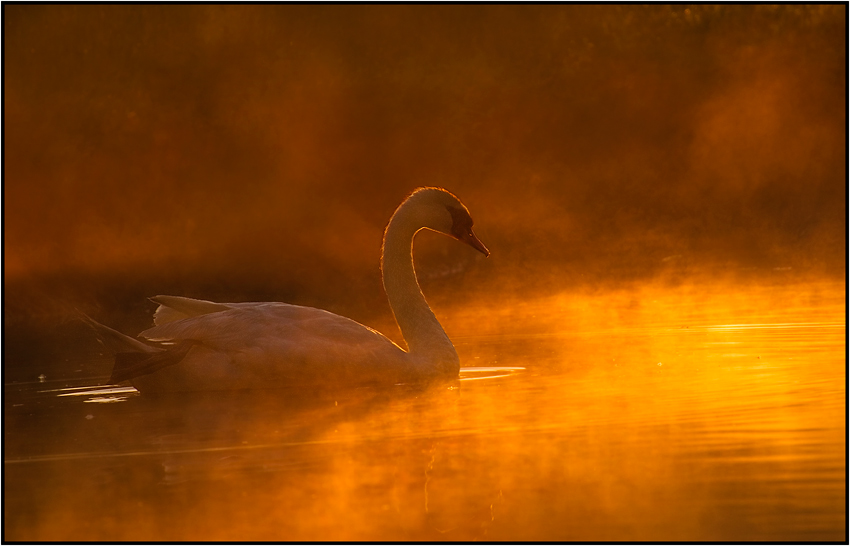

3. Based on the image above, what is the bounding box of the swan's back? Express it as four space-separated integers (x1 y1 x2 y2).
150 295 233 325
131 301 419 392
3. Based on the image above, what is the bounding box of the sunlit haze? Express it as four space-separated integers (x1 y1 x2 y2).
4 5 846 542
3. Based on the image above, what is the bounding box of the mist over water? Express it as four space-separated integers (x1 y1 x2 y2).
4 5 846 541
5 5 845 313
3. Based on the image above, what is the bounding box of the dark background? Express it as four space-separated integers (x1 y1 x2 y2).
4 5 846 350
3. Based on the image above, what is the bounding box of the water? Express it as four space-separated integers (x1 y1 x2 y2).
4 279 845 541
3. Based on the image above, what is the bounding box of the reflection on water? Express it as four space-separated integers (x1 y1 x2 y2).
4 280 845 541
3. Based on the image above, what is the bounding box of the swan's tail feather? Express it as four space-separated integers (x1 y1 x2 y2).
80 312 199 384
79 313 162 355
109 341 196 384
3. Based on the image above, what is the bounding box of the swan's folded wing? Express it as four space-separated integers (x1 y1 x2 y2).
150 295 235 325
139 303 403 355
137 303 411 385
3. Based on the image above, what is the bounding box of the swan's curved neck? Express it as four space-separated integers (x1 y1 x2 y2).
381 204 459 374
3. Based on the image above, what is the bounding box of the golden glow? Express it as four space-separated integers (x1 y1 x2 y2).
3 4 845 542
5 280 845 541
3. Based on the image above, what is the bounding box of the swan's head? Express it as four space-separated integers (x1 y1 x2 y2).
401 187 490 257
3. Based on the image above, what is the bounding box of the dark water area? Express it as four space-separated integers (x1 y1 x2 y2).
3 5 847 542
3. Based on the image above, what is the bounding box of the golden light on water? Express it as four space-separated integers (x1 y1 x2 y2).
5 280 845 541
4 4 846 542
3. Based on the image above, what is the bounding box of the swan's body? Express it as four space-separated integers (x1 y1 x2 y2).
86 187 489 393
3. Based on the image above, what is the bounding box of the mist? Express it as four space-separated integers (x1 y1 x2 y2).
5 6 845 324
4 6 847 541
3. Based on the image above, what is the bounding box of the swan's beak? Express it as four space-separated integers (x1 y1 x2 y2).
461 229 490 257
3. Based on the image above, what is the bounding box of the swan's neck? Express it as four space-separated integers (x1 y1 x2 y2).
381 208 459 374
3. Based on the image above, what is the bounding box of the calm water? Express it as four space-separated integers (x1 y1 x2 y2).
4 279 846 541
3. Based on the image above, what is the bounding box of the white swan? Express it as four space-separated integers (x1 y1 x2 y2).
85 187 489 393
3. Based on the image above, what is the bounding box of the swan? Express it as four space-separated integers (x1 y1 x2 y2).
84 187 489 393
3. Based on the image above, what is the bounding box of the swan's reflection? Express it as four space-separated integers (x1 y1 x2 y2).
98 380 509 540
423 438 506 539
129 382 453 455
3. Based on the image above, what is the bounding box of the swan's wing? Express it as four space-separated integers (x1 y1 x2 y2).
138 303 410 385
141 303 402 355
130 303 424 388
150 295 235 325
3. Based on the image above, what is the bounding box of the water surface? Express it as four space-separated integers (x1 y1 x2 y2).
4 279 845 541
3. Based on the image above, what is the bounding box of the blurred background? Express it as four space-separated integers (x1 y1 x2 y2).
4 5 846 364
